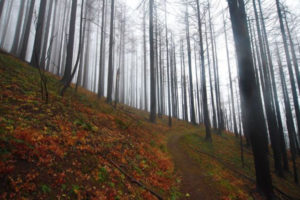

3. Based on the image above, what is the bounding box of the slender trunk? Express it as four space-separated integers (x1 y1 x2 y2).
253 0 283 177
1 0 14 48
61 0 78 82
205 23 217 130
149 0 156 122
185 5 196 125
46 0 60 72
164 0 171 126
196 0 211 140
31 0 47 67
106 0 115 103
208 2 221 133
83 19 91 90
143 2 148 110
223 13 238 137
11 0 26 55
0 0 5 21
276 0 300 154
276 44 298 183
40 0 55 69
194 43 202 124
97 0 106 97
257 0 289 170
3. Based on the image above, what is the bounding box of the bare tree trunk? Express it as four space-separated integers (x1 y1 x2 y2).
61 0 78 82
253 0 283 177
55 1 68 74
143 2 148 110
256 0 289 170
159 29 164 117
1 0 14 48
20 0 36 60
185 4 196 125
227 0 273 198
76 10 87 88
181 40 188 122
164 0 171 126
208 2 221 132
83 17 92 90
284 15 300 95
0 0 5 21
155 5 161 116
31 0 47 67
223 13 238 137
194 43 202 124
205 23 217 130
196 0 211 141
46 0 59 72
149 0 156 122
98 0 106 98
276 44 298 184
11 0 26 56
276 0 300 154
40 0 55 69
107 0 115 103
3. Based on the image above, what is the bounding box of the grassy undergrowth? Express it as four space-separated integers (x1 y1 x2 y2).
0 53 180 199
178 129 300 199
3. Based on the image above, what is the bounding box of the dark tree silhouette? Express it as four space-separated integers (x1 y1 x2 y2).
227 0 273 198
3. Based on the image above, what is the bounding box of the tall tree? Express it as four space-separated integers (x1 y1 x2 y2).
284 13 300 95
252 0 283 176
40 0 55 69
257 0 289 170
227 0 273 198
0 0 5 21
11 0 26 55
20 0 35 60
223 13 238 137
205 22 217 129
143 2 148 110
276 44 298 183
107 0 116 103
181 40 189 122
185 3 196 125
98 0 106 98
31 0 47 67
275 0 300 147
0 0 14 48
149 0 156 122
196 0 211 141
62 0 78 82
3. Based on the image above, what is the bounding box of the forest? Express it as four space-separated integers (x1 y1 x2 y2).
0 0 300 199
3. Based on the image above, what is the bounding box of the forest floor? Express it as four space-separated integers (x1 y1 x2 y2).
0 51 300 200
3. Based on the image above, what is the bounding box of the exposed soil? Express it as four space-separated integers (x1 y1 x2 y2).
167 133 218 200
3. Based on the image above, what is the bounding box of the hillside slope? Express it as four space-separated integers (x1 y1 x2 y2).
0 52 299 200
0 53 179 199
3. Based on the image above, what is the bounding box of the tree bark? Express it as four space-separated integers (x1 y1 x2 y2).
196 0 211 141
227 0 273 198
149 0 156 122
106 0 116 103
62 0 78 82
30 0 47 67
11 0 26 56
185 4 196 125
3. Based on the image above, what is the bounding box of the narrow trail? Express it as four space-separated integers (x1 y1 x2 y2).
167 132 218 200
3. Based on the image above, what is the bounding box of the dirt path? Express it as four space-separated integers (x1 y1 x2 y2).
167 133 217 200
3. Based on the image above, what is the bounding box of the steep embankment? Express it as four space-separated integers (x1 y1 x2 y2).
0 52 179 200
0 52 299 200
